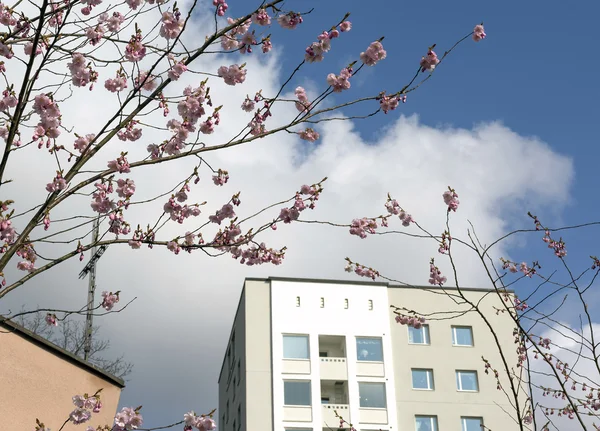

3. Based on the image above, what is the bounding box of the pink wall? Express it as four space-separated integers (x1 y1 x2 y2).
0 324 123 430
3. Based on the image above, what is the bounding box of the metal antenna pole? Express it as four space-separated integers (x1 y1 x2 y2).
79 215 108 361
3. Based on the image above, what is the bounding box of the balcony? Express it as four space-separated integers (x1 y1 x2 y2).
321 380 350 428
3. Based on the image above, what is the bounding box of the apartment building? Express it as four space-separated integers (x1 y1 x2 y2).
218 277 521 431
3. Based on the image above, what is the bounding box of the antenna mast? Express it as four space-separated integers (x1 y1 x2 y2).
79 215 107 361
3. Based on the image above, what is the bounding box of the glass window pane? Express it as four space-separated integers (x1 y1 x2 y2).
415 416 438 431
412 369 433 390
358 382 386 408
462 417 483 431
283 335 309 359
284 381 311 405
408 325 430 344
356 337 383 361
453 327 473 346
457 371 479 391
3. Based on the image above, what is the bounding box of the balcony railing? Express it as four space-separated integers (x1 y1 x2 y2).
319 357 347 380
322 404 350 428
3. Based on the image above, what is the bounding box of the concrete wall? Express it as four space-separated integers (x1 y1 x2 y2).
0 325 122 430
388 287 523 431
270 279 399 431
218 279 273 431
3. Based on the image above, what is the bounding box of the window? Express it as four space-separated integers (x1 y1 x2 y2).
321 397 330 404
319 351 328 358
284 381 311 405
411 369 434 390
320 297 325 308
368 300 373 310
462 417 483 431
452 326 474 346
296 296 301 307
283 334 309 359
356 337 383 361
344 298 349 309
415 416 438 431
456 370 479 391
408 325 430 345
358 382 386 408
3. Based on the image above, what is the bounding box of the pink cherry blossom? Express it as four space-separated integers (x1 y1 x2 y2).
101 290 119 311
473 24 486 42
299 128 319 142
160 10 183 39
212 169 229 186
86 25 105 45
443 188 459 212
217 64 247 86
420 49 440 72
252 9 271 26
209 204 236 224
105 71 128 93
45 313 58 326
114 406 143 430
116 178 136 199
74 134 96 153
168 60 187 81
107 153 131 173
295 87 310 112
69 408 92 425
428 258 447 286
118 121 142 141
46 173 67 192
326 66 352 92
99 11 125 32
349 218 378 239
339 21 352 32
68 53 98 88
277 12 303 29
213 0 228 16
125 29 146 62
360 41 386 66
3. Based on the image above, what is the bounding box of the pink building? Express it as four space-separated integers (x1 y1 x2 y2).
0 318 125 430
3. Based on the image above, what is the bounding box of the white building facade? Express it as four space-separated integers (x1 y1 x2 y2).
218 277 522 431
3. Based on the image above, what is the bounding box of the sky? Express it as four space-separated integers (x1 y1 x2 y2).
2 0 600 428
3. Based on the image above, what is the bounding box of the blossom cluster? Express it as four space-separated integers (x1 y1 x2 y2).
420 49 440 73
428 258 447 286
394 313 426 328
378 91 406 114
294 87 310 112
69 392 103 425
32 94 61 143
360 40 386 66
345 258 379 280
327 66 353 92
183 411 217 431
349 217 378 239
500 258 538 278
114 406 143 430
278 183 323 226
542 230 567 258
68 53 98 89
101 290 120 311
16 243 36 272
385 196 415 226
442 187 459 212
163 186 202 225
304 20 351 63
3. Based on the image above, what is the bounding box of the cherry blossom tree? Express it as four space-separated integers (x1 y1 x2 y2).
318 186 600 431
0 0 489 428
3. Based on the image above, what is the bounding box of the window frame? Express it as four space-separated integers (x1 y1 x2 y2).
411 368 435 390
283 380 312 406
356 336 384 362
456 370 479 392
358 382 387 409
461 416 484 431
408 324 430 345
452 326 474 347
415 415 438 431
282 334 310 360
